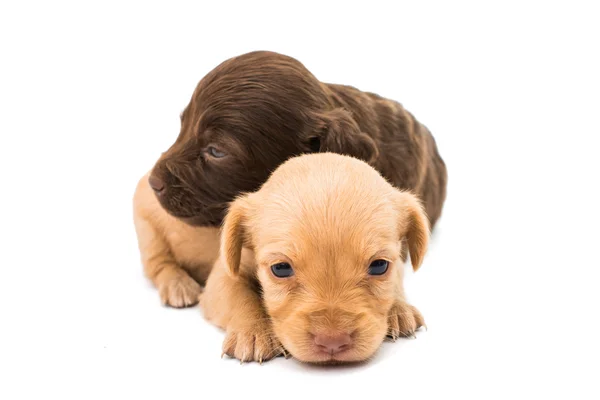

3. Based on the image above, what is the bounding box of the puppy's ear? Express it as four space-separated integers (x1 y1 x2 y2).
221 197 250 276
394 191 430 271
308 108 379 163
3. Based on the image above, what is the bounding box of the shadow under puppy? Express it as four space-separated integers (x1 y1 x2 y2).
134 50 446 308
201 153 429 364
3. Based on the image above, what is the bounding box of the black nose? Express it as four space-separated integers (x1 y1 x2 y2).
148 175 165 193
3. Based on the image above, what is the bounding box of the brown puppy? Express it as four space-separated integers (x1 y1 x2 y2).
201 153 429 363
135 50 446 307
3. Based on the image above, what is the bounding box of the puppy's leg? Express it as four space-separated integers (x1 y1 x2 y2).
387 273 425 339
387 300 425 340
134 215 202 308
201 262 283 363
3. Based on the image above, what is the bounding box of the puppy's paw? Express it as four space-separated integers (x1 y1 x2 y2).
222 323 284 363
387 301 425 340
158 274 202 308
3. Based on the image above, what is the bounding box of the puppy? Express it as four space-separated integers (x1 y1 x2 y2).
201 153 429 363
134 50 446 307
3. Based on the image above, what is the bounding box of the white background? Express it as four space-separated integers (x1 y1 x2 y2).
1 1 599 399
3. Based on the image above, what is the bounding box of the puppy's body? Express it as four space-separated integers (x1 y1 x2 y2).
324 84 446 224
133 173 219 307
135 51 446 307
202 153 429 363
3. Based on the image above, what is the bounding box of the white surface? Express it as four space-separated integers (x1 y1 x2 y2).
1 1 599 399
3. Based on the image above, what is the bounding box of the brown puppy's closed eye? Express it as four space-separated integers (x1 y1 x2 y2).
201 153 429 363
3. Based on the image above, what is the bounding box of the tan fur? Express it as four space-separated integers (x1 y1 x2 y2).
133 172 220 307
201 153 429 363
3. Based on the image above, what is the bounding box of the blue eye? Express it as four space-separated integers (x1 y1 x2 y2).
368 259 389 276
207 146 226 158
271 262 294 278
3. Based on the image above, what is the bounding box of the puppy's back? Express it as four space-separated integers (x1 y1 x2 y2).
324 83 447 228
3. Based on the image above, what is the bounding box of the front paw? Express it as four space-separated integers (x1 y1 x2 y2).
158 274 202 308
387 301 425 340
222 322 284 363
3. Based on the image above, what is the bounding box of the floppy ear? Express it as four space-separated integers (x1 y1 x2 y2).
394 191 430 271
309 108 379 163
220 197 250 276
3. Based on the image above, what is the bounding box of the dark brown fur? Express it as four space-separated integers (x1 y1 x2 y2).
151 51 447 228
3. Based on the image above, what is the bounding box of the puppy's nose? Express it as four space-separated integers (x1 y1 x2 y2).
148 175 165 193
314 333 352 354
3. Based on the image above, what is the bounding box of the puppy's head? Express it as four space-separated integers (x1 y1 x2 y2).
222 153 428 363
149 51 378 226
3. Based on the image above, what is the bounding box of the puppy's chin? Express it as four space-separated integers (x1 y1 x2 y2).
180 214 222 227
299 348 375 365
155 197 224 226
161 207 221 227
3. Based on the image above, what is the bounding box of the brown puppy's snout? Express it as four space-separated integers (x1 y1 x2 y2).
313 332 353 354
148 175 165 194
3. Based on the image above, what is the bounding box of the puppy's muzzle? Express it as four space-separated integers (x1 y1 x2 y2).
308 308 359 355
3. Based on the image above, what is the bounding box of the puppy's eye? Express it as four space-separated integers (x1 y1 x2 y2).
368 259 389 276
271 262 294 278
207 146 226 158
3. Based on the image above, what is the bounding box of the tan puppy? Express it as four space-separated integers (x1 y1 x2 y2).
201 153 429 363
133 173 220 307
